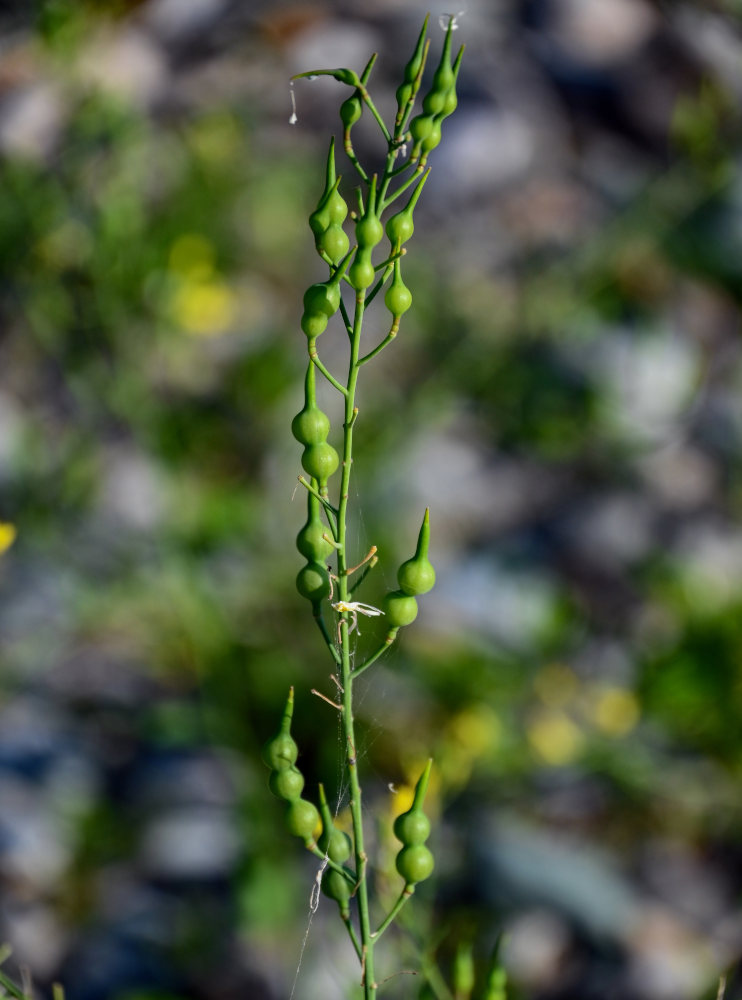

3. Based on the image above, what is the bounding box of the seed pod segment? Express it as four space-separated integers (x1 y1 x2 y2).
261 686 299 771
317 784 353 863
317 785 352 915
354 174 383 251
296 484 334 563
269 764 305 802
296 559 331 604
301 441 340 484
384 258 413 325
385 168 430 250
382 589 418 628
397 507 436 596
308 137 338 237
440 45 465 120
286 796 321 847
292 363 331 446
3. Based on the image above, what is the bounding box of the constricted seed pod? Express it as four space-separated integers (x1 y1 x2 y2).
395 15 429 113
385 169 429 249
397 508 436 595
261 687 299 771
421 18 455 116
382 590 418 627
296 561 331 603
301 310 328 339
384 259 412 318
394 759 434 887
355 174 383 251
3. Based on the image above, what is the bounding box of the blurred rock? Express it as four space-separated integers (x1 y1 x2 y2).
0 80 65 159
139 806 240 880
77 28 168 108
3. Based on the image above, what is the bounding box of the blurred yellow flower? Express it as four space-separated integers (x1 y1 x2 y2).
0 522 16 555
170 279 235 336
527 709 583 766
169 233 216 280
592 686 640 737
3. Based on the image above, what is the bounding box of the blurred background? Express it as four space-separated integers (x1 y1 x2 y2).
0 1 741 998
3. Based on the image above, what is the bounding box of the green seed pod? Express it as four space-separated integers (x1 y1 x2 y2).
348 247 376 291
296 486 334 562
303 281 341 319
293 68 360 87
421 18 455 116
340 92 363 128
396 844 434 885
291 407 330 446
317 784 353 863
440 45 464 121
409 113 435 144
322 868 351 911
397 508 436 595
325 179 348 227
301 441 339 482
355 175 383 251
286 797 320 845
420 118 442 155
301 310 328 339
292 365 331 445
385 169 429 248
396 15 429 112
394 808 430 846
394 758 433 847
261 687 299 771
308 137 338 237
384 259 412 318
269 764 305 802
382 590 418 627
296 560 331 603
317 223 349 265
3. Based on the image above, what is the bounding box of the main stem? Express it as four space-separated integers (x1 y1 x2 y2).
336 289 376 997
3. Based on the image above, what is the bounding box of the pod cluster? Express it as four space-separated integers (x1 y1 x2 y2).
394 759 434 888
383 508 436 630
262 688 321 848
408 19 464 163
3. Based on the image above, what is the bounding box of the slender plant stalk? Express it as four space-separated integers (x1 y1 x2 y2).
265 16 464 997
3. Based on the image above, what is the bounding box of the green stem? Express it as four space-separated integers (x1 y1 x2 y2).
373 887 413 941
297 477 338 533
335 288 377 998
358 327 397 365
309 349 348 396
352 629 399 678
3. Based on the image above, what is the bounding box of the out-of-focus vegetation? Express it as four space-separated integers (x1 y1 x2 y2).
0 1 741 999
